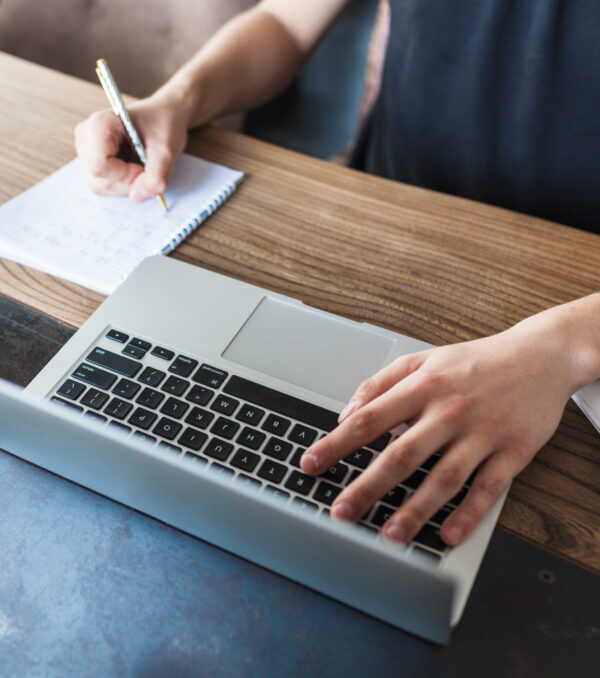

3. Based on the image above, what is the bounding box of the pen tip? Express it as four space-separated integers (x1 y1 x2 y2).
157 194 168 212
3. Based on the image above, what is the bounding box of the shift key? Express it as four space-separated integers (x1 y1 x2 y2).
86 347 142 378
72 363 117 389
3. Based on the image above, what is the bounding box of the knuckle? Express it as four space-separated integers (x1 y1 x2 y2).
355 377 377 401
350 408 377 441
388 441 418 474
436 461 464 491
477 475 506 501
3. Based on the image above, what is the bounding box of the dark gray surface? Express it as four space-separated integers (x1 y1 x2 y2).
243 0 379 159
0 293 598 677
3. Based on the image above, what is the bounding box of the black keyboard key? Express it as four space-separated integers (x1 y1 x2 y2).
109 421 131 433
366 432 392 452
186 385 214 406
72 363 117 389
193 364 228 388
257 459 287 484
138 367 166 387
403 469 428 490
153 417 182 440
210 462 235 478
57 379 85 401
128 407 157 430
151 346 175 361
112 378 140 400
237 474 262 489
261 413 291 436
236 427 266 450
292 497 318 512
158 441 182 455
224 376 339 432
80 388 109 410
210 395 240 416
346 469 362 485
122 345 146 360
162 375 189 396
284 470 316 496
448 487 468 507
344 448 373 470
159 397 189 419
421 453 442 471
230 449 260 472
413 524 446 553
313 481 342 506
178 427 207 451
288 424 317 446
169 355 198 378
50 396 83 412
430 506 452 526
382 485 407 508
135 388 164 409
130 338 151 351
184 407 214 430
106 329 128 343
263 437 292 461
133 431 156 444
235 404 265 426
289 447 304 468
104 398 133 420
210 417 239 440
84 411 107 423
320 462 349 484
263 485 290 500
371 504 395 527
204 438 234 462
86 347 142 378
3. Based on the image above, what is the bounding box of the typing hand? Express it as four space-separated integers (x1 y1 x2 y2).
74 93 188 203
300 308 581 547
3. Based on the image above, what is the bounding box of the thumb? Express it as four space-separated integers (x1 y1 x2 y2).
129 143 176 203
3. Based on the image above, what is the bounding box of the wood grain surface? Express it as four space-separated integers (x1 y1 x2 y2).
1 52 598 572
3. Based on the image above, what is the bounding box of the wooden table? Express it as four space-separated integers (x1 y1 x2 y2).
1 51 599 575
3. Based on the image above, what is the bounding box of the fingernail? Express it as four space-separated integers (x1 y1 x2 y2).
331 502 355 522
446 525 463 545
384 524 407 543
338 400 359 423
131 188 154 202
300 452 319 474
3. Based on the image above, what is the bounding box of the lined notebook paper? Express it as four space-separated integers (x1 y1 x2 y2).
0 154 243 294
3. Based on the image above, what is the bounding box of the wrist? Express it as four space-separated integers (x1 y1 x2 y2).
151 69 209 129
516 295 600 394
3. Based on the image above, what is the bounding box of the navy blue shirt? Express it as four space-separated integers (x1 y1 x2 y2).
352 1 600 230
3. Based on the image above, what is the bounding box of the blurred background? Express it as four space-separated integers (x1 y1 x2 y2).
0 0 388 160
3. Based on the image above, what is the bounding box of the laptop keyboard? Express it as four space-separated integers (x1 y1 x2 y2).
48 328 470 563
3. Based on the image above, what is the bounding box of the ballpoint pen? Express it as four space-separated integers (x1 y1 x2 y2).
95 58 168 212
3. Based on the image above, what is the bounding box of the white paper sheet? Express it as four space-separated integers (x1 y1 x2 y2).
0 154 243 294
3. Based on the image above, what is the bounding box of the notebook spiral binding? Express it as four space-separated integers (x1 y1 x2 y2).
160 179 240 255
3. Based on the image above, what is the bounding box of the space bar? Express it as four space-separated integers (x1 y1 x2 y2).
223 376 339 432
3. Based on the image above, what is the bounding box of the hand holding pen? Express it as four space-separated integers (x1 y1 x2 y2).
75 60 189 207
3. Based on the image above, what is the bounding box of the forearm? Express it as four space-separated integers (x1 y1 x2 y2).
152 4 336 128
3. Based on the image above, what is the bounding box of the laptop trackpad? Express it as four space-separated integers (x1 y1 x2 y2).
222 297 396 403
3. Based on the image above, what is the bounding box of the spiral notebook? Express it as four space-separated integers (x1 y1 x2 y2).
0 154 243 295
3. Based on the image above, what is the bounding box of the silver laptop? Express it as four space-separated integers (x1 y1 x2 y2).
0 255 508 644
